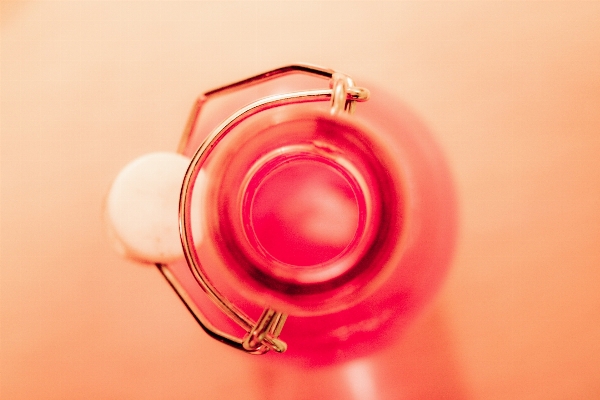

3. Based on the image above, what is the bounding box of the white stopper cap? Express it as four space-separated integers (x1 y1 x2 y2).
105 152 203 264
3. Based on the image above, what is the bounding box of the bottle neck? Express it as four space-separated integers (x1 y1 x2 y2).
199 107 405 316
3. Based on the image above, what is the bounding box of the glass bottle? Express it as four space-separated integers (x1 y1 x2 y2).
160 65 457 367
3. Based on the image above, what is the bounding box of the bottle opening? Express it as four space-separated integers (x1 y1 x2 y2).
244 152 362 268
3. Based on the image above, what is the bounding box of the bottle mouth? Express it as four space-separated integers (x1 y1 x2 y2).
199 106 404 315
239 144 373 284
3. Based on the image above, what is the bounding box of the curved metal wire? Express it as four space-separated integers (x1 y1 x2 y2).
175 64 369 354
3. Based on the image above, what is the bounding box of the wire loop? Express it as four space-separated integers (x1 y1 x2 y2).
174 64 369 354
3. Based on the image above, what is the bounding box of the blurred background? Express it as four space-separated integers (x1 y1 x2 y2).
2 2 599 399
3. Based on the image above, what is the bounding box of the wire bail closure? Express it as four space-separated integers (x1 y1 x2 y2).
175 64 370 355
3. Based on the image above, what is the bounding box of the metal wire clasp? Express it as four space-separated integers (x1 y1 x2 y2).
171 64 369 355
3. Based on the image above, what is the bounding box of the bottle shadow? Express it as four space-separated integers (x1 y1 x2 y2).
253 301 472 400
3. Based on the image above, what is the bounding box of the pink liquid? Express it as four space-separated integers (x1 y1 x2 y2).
170 73 457 366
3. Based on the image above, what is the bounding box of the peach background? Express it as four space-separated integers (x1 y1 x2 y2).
2 2 600 399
